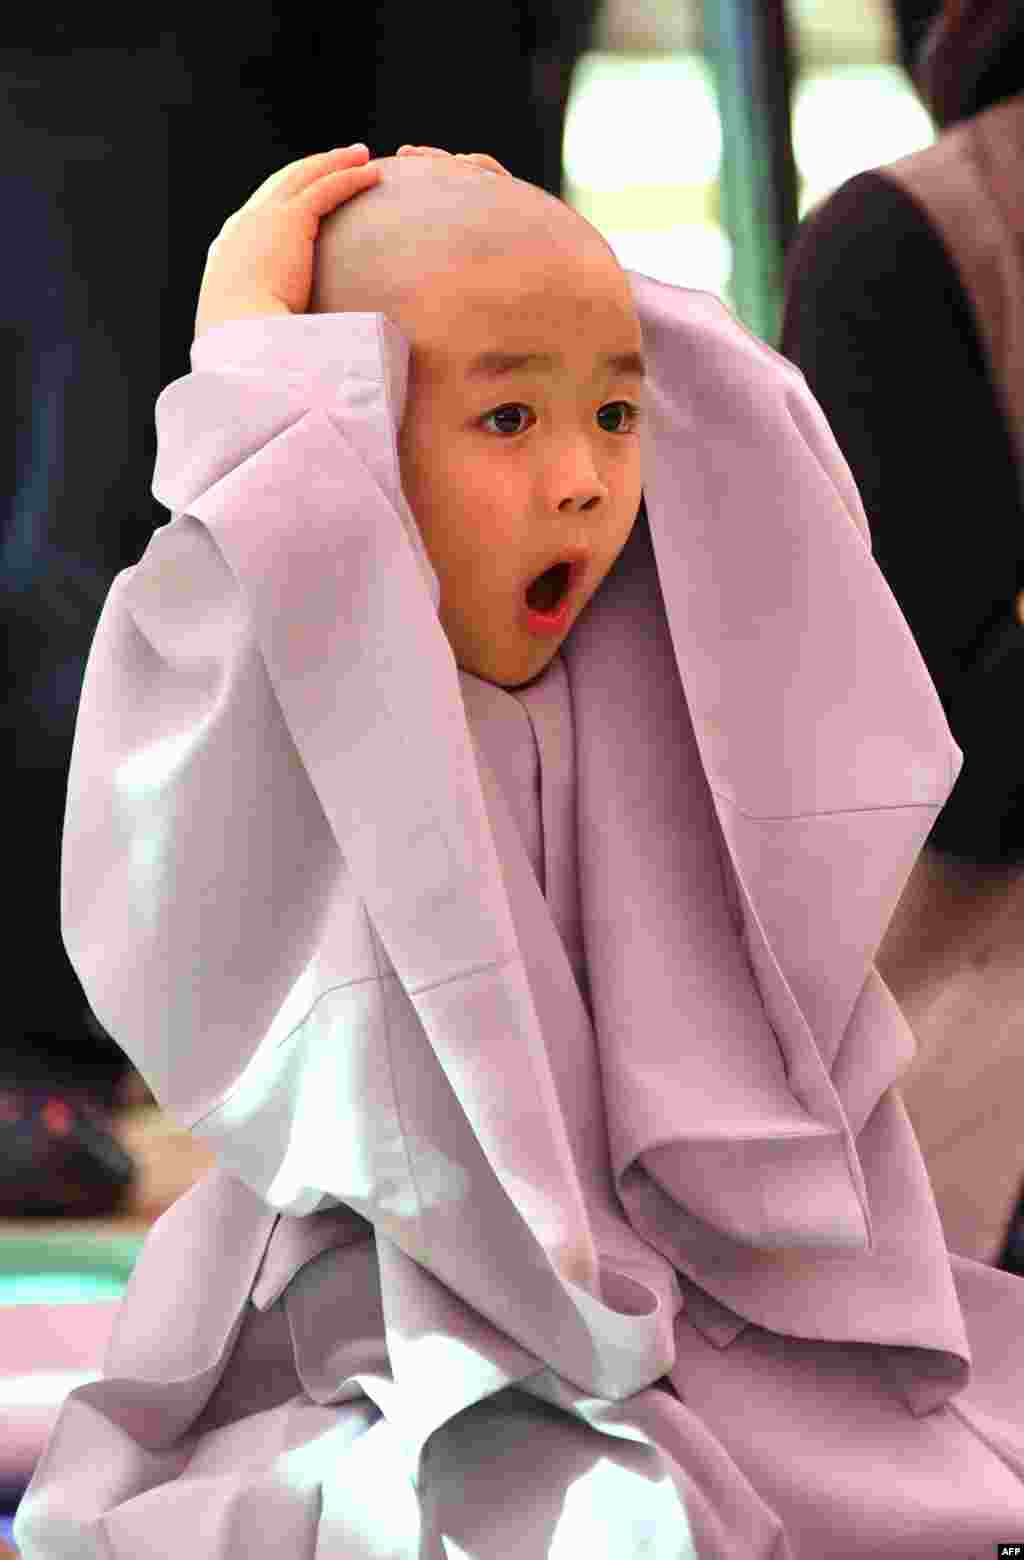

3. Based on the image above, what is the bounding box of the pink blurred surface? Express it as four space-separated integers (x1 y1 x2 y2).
0 1301 118 1484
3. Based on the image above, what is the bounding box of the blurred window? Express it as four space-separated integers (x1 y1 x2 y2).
563 0 935 318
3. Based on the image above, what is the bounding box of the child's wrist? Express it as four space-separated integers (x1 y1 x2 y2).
193 294 292 342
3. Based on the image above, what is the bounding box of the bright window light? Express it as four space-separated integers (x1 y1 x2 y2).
564 53 721 190
564 52 728 293
792 65 935 215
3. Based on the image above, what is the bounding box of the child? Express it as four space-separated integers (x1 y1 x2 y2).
15 144 1024 1558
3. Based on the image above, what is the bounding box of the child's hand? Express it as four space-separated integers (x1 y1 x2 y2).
194 146 381 341
395 144 512 179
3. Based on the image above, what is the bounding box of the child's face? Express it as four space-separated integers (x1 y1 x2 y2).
396 242 645 691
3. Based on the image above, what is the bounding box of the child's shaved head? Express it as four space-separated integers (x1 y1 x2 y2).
311 154 646 693
310 154 619 330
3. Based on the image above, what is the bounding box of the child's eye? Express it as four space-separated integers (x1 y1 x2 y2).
478 401 644 437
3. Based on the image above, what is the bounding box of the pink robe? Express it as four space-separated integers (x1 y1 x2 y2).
14 270 1024 1558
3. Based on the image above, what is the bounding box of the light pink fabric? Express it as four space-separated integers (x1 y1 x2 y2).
15 272 1024 1558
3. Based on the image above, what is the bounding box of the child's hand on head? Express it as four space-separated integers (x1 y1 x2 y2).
395 145 512 179
193 146 382 341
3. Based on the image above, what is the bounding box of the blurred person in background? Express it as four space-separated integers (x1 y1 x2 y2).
779 0 1024 1272
890 0 946 76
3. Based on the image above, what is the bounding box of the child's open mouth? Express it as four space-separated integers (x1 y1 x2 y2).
521 555 587 637
525 561 572 614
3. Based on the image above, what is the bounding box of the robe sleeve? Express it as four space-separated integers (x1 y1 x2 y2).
60 315 392 1215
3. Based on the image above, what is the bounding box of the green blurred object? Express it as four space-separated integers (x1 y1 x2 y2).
701 0 800 345
0 1232 144 1306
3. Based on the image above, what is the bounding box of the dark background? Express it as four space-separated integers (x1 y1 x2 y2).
2 6 601 1091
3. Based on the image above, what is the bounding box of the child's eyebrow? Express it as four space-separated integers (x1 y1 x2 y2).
465 350 647 382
